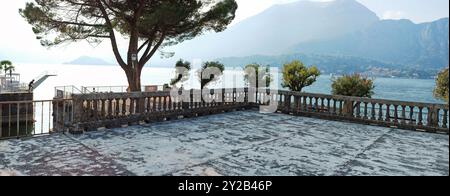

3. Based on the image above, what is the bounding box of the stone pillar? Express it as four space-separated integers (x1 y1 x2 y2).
70 96 85 134
342 100 354 117
428 106 439 128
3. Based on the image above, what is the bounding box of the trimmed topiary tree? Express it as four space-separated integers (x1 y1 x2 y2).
332 73 375 116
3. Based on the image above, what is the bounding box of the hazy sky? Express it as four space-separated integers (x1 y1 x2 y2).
0 0 448 64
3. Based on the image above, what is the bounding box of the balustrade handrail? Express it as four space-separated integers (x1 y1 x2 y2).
277 90 448 109
72 88 448 108
53 87 449 135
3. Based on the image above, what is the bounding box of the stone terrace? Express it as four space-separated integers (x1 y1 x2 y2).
0 110 448 176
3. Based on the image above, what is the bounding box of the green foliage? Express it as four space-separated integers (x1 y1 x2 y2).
19 0 238 48
20 0 237 91
170 59 192 86
243 63 272 88
1 60 14 75
199 61 225 89
434 68 449 104
282 60 320 92
331 73 375 98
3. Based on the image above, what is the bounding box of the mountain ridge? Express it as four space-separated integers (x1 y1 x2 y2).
167 0 379 60
290 17 449 69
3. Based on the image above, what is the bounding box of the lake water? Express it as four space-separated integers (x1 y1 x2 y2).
15 63 444 104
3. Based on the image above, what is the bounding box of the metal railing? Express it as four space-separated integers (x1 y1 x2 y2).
0 99 74 140
54 86 85 99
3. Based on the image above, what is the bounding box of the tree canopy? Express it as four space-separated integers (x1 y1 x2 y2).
0 60 14 75
20 0 238 91
434 68 449 104
281 60 320 92
0 60 12 71
331 73 375 98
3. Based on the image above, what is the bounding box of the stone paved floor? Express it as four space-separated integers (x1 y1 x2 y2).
0 110 448 176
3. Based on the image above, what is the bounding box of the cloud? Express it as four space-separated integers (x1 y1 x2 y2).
382 10 407 20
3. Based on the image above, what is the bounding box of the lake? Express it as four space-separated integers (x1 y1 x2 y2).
15 63 444 104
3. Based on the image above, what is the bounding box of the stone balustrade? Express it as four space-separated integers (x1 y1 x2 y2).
273 90 449 134
60 88 448 134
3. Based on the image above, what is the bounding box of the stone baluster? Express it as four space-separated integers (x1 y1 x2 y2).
314 97 319 112
86 100 92 121
385 104 391 123
115 98 120 117
393 105 399 125
427 106 439 128
332 99 337 115
400 105 406 125
326 98 331 114
305 96 309 111
308 97 313 112
378 103 383 121
293 95 298 114
130 98 135 114
168 96 173 111
371 102 376 120
418 107 423 126
152 97 157 111
320 98 325 113
363 102 368 120
122 98 127 116
158 97 163 111
443 109 448 128
93 100 98 120
284 94 291 113
101 100 106 119
146 97 151 112
161 96 166 112
409 106 415 125
107 99 113 119
355 102 361 118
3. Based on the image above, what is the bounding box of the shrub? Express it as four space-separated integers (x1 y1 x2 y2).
434 68 449 104
281 60 320 92
332 73 375 98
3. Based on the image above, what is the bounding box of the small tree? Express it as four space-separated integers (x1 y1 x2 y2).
1 60 15 78
331 73 375 98
244 63 272 89
0 60 12 75
199 61 225 89
434 68 449 104
170 59 191 87
332 73 375 117
282 60 320 92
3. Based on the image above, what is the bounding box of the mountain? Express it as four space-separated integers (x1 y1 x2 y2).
167 0 379 60
160 0 448 74
65 56 113 65
290 18 449 69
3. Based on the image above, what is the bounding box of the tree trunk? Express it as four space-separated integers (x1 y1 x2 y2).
125 66 142 92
